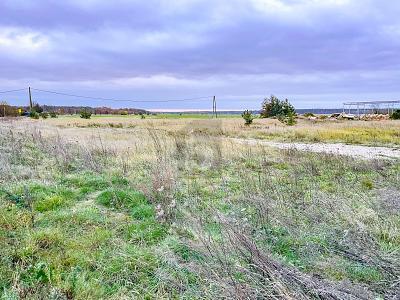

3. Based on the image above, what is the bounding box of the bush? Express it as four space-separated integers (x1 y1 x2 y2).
390 109 400 120
32 103 43 113
49 111 58 118
40 112 49 119
30 111 40 119
303 112 315 117
241 110 254 125
261 95 295 119
279 111 297 126
80 109 92 119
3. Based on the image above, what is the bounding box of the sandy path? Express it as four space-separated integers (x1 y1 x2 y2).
231 138 400 160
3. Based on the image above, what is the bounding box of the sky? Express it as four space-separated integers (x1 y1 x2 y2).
0 0 399 110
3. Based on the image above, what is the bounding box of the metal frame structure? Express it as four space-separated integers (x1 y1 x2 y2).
343 100 400 116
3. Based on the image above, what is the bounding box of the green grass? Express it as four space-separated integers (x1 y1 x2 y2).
0 121 399 299
96 188 147 210
56 113 241 120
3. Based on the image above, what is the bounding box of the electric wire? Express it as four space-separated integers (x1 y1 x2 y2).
30 88 213 103
0 88 27 94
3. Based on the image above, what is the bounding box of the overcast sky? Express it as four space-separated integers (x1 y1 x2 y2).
0 0 399 110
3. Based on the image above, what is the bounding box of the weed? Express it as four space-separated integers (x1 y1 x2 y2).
361 178 374 190
96 188 147 210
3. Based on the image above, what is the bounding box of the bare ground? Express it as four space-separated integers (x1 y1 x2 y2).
231 138 400 160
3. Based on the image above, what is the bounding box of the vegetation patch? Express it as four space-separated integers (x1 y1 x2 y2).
96 188 147 210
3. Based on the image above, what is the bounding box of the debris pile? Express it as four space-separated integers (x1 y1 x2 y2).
359 114 390 121
329 113 355 120
328 113 390 121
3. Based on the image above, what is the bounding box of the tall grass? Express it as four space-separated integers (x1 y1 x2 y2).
0 119 399 299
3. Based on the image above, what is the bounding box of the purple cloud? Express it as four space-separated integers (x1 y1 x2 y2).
1 0 400 109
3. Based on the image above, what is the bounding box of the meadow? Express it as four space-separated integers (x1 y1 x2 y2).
48 114 400 146
0 115 399 299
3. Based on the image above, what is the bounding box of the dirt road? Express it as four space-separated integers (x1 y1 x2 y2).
232 138 400 160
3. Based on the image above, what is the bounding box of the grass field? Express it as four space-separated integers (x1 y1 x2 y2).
45 114 400 146
0 115 399 299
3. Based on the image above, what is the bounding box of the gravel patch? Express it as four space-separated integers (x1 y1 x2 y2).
232 138 400 160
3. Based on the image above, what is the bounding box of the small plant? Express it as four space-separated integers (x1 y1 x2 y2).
361 178 374 190
80 109 92 119
390 109 400 120
30 111 40 119
141 114 146 119
40 112 49 119
303 112 315 117
241 110 254 125
49 111 58 118
279 111 297 126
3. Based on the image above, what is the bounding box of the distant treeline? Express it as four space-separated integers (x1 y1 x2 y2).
37 105 149 115
0 103 149 117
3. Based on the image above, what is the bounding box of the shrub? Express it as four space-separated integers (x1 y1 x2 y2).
261 95 295 119
49 111 58 118
80 109 92 119
32 103 43 113
361 178 374 190
141 114 146 119
30 111 40 119
279 111 297 126
40 112 49 119
390 109 400 120
303 112 315 117
241 110 254 125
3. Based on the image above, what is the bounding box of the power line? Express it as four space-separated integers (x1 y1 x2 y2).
31 88 213 103
0 88 27 94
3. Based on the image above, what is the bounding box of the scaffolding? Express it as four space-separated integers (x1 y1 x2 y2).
343 100 400 117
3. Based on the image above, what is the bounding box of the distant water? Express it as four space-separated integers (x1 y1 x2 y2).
160 109 345 115
159 107 400 115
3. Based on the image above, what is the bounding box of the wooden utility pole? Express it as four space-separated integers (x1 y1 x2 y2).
213 96 217 118
212 97 215 116
28 87 33 109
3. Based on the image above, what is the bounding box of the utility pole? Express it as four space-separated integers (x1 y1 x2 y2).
212 96 215 117
213 96 217 118
28 87 33 110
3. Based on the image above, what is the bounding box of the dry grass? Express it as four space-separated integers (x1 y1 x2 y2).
37 115 400 146
0 117 399 299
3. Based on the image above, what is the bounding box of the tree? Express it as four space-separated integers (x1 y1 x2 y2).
260 95 295 118
80 109 92 119
0 101 8 117
390 109 400 120
279 111 297 126
0 101 18 117
241 110 254 125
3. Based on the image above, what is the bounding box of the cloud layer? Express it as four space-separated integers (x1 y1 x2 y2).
1 0 399 109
